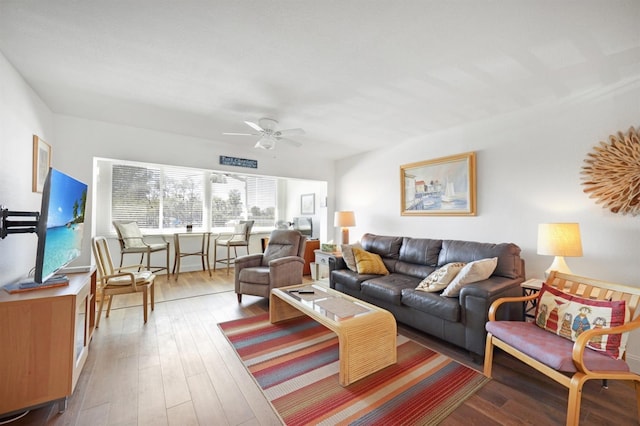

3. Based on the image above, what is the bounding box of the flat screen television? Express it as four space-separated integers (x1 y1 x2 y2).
34 168 88 283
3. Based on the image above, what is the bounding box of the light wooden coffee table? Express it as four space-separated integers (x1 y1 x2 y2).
270 283 397 386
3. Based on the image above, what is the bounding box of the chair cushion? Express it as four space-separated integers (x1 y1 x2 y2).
106 271 154 286
239 266 270 285
486 321 630 372
262 230 302 265
118 222 146 248
534 283 630 359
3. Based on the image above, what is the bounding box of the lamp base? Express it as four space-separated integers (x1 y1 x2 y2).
341 228 349 245
544 256 573 278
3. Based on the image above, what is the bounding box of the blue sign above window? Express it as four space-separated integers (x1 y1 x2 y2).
219 156 258 169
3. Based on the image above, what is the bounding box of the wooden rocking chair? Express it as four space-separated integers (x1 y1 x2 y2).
484 271 640 425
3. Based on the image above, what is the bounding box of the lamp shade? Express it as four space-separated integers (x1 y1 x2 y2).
537 223 583 257
334 211 356 227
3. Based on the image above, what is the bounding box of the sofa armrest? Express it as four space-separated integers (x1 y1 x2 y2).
459 276 524 355
329 256 347 271
329 256 347 289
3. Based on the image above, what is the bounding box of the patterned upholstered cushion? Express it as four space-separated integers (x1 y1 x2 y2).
535 283 630 359
441 257 497 297
415 262 466 292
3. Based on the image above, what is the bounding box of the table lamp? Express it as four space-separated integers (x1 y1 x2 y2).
537 223 583 277
334 211 356 245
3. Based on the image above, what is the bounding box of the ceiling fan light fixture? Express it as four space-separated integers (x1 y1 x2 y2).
256 135 276 150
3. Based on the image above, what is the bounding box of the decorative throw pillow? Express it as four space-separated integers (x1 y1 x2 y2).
534 283 630 359
352 247 389 275
341 242 363 272
416 262 466 292
441 257 498 297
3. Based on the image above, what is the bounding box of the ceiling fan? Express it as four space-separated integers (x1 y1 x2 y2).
223 118 305 150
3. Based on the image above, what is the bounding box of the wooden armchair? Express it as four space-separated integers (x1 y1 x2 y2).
92 236 156 326
484 271 640 425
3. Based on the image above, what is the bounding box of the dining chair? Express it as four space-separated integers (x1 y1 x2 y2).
112 220 170 275
91 236 155 326
213 220 254 274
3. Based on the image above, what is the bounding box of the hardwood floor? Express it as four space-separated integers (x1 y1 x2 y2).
2 271 636 425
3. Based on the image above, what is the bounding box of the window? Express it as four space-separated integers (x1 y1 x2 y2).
105 159 276 233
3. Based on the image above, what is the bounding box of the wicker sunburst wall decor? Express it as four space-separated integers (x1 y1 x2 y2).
581 126 640 216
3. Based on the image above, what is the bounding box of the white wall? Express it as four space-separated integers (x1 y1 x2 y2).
284 178 327 241
334 85 640 370
0 53 55 284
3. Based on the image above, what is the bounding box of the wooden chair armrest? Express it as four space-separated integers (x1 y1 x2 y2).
488 293 537 321
572 316 640 373
103 271 138 290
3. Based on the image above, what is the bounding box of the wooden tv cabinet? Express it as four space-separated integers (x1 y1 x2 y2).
0 268 97 416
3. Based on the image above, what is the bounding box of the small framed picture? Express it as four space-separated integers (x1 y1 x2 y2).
32 135 51 193
300 193 315 215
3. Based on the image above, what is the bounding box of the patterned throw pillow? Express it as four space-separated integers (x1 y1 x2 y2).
441 257 498 297
534 283 630 359
415 262 466 292
352 247 389 275
341 242 363 272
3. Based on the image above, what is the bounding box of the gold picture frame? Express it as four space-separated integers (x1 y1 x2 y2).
401 152 476 216
32 135 51 193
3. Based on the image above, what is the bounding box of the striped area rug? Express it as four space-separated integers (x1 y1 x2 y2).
219 313 489 425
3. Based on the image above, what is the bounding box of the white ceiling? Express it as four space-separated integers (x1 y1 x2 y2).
1 1 639 160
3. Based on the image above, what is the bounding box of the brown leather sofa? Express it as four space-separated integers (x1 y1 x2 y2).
329 233 525 357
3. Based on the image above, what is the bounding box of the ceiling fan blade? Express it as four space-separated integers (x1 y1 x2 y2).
276 128 305 137
278 137 302 147
244 121 264 132
223 132 258 136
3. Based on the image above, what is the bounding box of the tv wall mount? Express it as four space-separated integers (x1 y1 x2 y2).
0 206 40 239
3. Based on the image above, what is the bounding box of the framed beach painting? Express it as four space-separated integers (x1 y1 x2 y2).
400 152 476 216
32 135 51 193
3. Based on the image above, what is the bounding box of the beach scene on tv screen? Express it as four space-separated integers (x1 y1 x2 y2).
42 171 87 279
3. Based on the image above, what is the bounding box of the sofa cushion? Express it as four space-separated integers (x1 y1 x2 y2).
486 321 630 372
361 233 403 259
437 240 521 279
331 269 377 292
535 283 630 359
401 288 460 322
416 262 466 292
353 248 390 275
399 237 442 267
442 257 498 297
361 274 421 305
340 242 363 271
